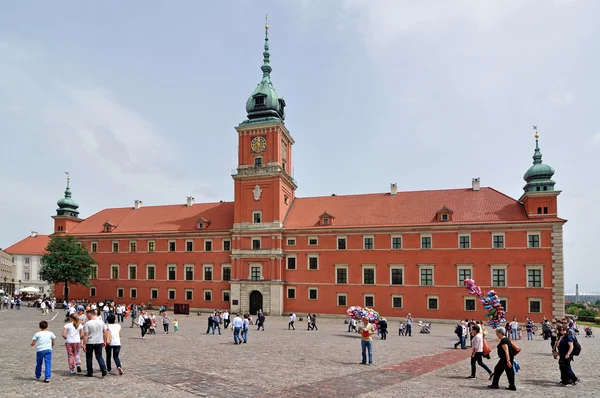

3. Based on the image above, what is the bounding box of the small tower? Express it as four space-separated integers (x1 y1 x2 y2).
52 172 83 234
520 129 560 217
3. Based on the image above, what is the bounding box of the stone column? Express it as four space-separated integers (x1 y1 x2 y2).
551 224 565 319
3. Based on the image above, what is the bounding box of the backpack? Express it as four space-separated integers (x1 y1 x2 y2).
572 337 582 356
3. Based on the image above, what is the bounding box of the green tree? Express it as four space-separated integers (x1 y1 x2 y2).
40 235 95 303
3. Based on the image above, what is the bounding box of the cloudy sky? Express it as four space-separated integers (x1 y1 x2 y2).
1 1 598 292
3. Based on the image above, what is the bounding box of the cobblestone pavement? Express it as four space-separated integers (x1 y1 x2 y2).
0 308 598 397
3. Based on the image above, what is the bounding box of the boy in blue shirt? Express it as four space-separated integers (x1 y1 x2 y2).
31 320 56 383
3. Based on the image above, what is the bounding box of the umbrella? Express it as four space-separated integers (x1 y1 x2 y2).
19 286 40 294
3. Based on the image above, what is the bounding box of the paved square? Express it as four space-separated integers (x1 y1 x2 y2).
0 308 598 397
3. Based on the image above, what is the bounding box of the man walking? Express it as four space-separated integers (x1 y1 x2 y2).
256 311 265 331
358 317 375 365
232 313 243 345
289 313 296 330
223 310 230 329
82 309 108 377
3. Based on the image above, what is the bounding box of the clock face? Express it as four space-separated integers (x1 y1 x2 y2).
251 136 267 153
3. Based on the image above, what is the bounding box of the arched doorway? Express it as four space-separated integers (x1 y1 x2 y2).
249 291 263 315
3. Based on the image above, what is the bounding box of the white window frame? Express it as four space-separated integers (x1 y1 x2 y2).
456 264 474 286
111 264 119 280
527 231 541 248
146 264 156 280
150 288 159 300
184 264 195 281
362 264 376 285
389 264 405 286
392 294 404 309
492 232 505 249
147 240 155 252
222 239 231 251
129 240 137 252
116 287 124 299
337 236 347 250
167 264 177 281
286 255 297 270
185 239 194 252
308 236 319 246
204 239 213 252
128 264 137 280
364 293 375 308
168 240 176 252
337 293 347 307
112 241 119 253
441 213 449 221
322 217 330 225
90 287 96 297
89 265 98 279
249 263 263 280
464 296 477 311
286 286 296 299
307 254 319 271
526 264 544 288
222 290 230 302
130 287 137 299
418 264 435 286
363 235 374 250
221 265 232 281
308 287 318 300
499 296 508 312
458 233 471 249
391 235 402 250
427 294 439 310
91 242 98 253
252 210 262 224
286 237 296 246
490 264 508 287
528 298 542 314
168 289 176 301
185 289 194 301
335 264 349 284
420 234 433 249
203 264 213 281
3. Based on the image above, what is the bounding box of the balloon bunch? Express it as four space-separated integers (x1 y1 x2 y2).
346 306 381 329
464 279 506 329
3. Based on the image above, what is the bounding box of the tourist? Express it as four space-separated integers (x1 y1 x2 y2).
116 304 124 323
62 313 83 374
31 320 56 383
379 317 388 340
398 320 404 336
232 313 243 345
256 310 265 331
509 317 519 340
526 319 534 340
405 313 413 337
555 325 578 385
454 321 465 349
138 311 148 339
358 317 375 365
206 312 214 334
148 312 157 334
306 314 312 330
488 327 516 391
40 300 47 316
106 314 123 375
242 313 249 343
212 311 222 335
173 318 179 333
83 309 108 377
467 324 493 379
162 311 172 334
289 312 296 330
223 310 230 329
310 314 318 331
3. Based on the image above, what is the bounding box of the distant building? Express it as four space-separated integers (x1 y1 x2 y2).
0 249 15 294
5 232 51 296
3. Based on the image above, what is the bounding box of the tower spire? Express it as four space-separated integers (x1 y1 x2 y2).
532 126 542 165
261 14 272 82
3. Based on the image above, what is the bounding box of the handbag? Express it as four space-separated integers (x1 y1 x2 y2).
511 341 521 356
482 339 492 356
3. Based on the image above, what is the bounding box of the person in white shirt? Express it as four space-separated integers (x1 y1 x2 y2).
62 313 83 374
223 311 230 329
40 301 47 315
106 314 123 375
116 305 124 323
467 324 492 379
232 314 243 345
289 313 296 330
509 317 519 340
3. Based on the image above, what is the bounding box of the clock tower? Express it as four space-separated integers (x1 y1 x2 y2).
229 20 296 316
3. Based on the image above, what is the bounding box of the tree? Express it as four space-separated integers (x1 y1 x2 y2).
40 235 95 303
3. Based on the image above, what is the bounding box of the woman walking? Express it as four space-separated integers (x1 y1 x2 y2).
467 324 493 379
61 314 83 374
106 314 123 375
162 311 172 334
138 310 148 339
488 327 516 391
555 326 578 385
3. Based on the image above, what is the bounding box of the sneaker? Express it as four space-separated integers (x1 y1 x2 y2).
118 367 123 375
69 370 75 374
43 379 50 383
76 365 82 373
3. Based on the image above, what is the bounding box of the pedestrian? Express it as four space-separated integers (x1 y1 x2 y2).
306 314 312 331
31 320 56 383
358 317 375 365
289 312 296 330
555 325 578 385
405 313 413 337
311 314 318 331
379 318 388 340
467 324 493 379
488 327 517 391
509 317 519 340
454 321 464 349
82 309 108 377
130 305 138 328
232 313 243 345
212 312 222 335
256 311 265 331
526 319 534 340
61 313 83 374
106 314 124 375
206 313 214 334
138 311 148 339
162 311 172 334
242 313 249 343
223 310 230 329
173 318 179 333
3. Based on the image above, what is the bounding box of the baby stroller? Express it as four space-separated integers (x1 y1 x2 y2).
419 321 432 334
584 326 594 337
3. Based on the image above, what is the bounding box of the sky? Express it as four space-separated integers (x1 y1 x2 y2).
0 1 598 292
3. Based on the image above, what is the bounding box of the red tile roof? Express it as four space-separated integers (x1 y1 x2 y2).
283 187 564 229
69 201 234 235
5 235 51 255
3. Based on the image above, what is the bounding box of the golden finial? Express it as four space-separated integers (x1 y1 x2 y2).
265 14 268 29
532 125 539 139
65 171 70 181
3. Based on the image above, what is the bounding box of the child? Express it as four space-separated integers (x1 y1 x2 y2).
173 318 179 333
398 321 405 336
31 320 56 383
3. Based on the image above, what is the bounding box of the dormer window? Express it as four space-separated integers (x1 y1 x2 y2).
254 96 265 106
318 211 335 226
435 205 454 222
103 221 117 232
441 214 449 221
322 218 330 225
195 216 211 230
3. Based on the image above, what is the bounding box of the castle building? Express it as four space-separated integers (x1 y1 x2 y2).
48 23 565 320
5 232 52 296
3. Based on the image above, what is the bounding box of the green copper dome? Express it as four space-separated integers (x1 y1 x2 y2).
56 178 80 218
523 135 556 193
242 21 286 124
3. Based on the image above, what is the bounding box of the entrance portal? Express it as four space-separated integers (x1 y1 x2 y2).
249 290 263 315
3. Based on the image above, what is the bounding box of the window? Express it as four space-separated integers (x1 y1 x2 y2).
151 289 158 300
25 257 30 264
363 236 374 250
222 266 231 282
169 241 176 252
89 265 98 279
308 237 318 246
117 288 124 298
337 237 347 250
322 218 330 225
336 266 348 284
185 290 193 301
392 236 402 250
204 290 212 301
254 96 265 105
254 156 263 167
528 234 540 248
459 235 470 249
40 287 44 293
362 266 375 285
205 240 212 252
337 293 347 306
91 242 98 253
168 266 176 281
130 241 137 252
441 213 449 221
457 267 472 285
492 234 504 248
57 225 64 232
287 287 296 299
222 290 230 302
204 265 212 281
391 267 404 285
147 265 155 280
87 287 95 297
223 240 231 251
284 196 289 205
287 238 296 246
421 235 432 249
251 266 262 281
427 295 439 310
111 265 119 280
130 288 137 299
543 207 548 214
148 241 155 252
420 267 434 286
128 265 137 280
465 298 476 311
185 266 194 281
499 299 507 312
492 268 506 287
308 256 319 270
308 288 318 300
392 295 403 308
253 211 262 223
186 240 194 252
252 238 261 250
529 299 541 313
24 272 30 281
168 289 176 300
112 242 119 252
364 295 374 307
286 256 296 270
527 268 542 287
